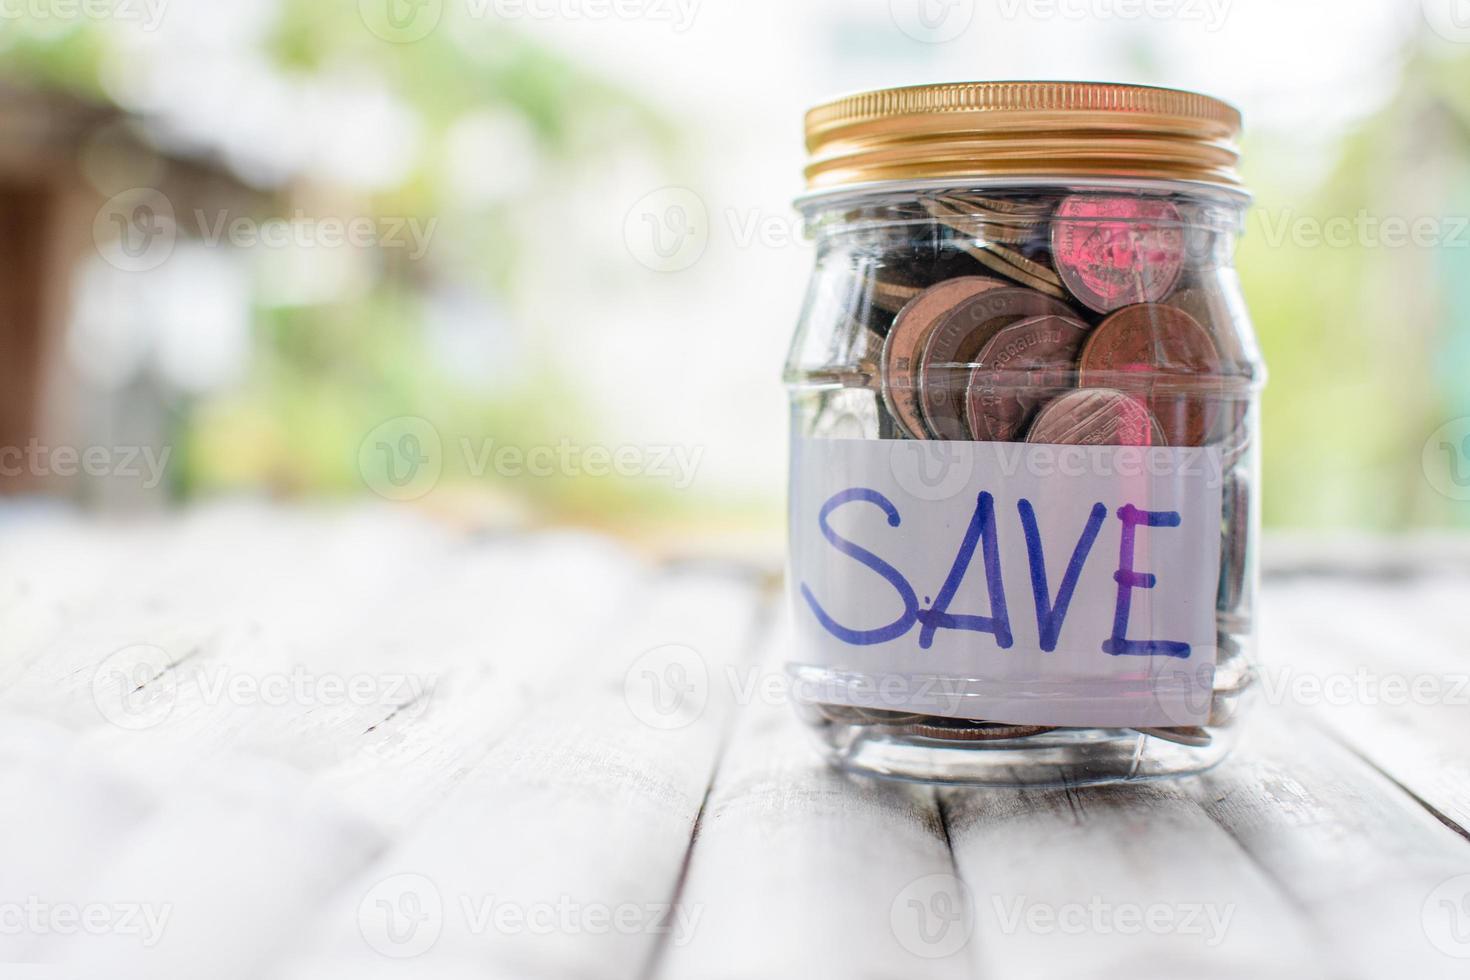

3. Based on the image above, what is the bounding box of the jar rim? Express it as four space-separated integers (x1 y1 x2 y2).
803 81 1244 192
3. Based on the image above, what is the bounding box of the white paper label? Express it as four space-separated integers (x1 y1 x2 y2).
788 437 1224 727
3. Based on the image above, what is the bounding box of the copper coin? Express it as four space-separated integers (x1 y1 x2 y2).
917 287 1078 440
1166 287 1254 462
1026 388 1164 447
880 277 1010 439
816 704 925 726
870 278 924 314
1168 287 1252 372
1078 304 1223 447
965 316 1090 443
1051 196 1186 313
899 721 1059 742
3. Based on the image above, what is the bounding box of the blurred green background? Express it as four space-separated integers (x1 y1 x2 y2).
1 0 1467 538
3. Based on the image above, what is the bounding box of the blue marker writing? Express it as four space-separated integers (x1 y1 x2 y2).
1102 504 1191 659
917 491 1012 651
1019 499 1107 653
800 488 920 645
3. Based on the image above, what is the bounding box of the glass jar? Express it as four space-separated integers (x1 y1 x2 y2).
785 82 1262 786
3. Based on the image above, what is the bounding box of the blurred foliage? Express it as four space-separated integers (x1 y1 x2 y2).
5 10 1470 529
1238 40 1470 529
0 2 708 523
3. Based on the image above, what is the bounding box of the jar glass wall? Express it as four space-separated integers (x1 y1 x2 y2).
784 177 1262 786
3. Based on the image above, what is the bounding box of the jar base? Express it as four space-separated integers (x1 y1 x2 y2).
807 722 1235 788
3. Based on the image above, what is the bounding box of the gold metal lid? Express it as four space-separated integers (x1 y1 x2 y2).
804 81 1243 192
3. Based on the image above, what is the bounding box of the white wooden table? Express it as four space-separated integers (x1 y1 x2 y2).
1 505 1468 979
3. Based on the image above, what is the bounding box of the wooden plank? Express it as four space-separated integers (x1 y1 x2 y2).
0 716 159 965
0 509 666 975
941 765 1325 979
8 512 1467 980
1 508 577 781
78 523 644 815
272 571 770 980
311 529 653 831
0 507 466 807
0 505 447 729
0 507 449 972
0 511 170 692
1189 711 1470 980
652 623 970 980
1262 574 1470 832
41 755 385 980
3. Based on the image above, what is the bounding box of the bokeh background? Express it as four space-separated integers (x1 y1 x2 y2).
2 0 1468 545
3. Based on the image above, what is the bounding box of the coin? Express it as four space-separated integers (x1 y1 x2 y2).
968 238 1063 285
937 192 1055 219
870 278 924 314
1207 694 1240 728
966 315 1090 442
879 225 991 292
1078 304 1223 447
1026 388 1164 446
1213 654 1253 699
925 196 1044 247
816 703 925 726
918 287 1079 439
965 243 1070 299
880 277 1010 439
1051 196 1186 313
1213 407 1252 470
937 192 1035 212
925 196 1064 282
1167 287 1255 464
898 720 1059 742
1209 632 1255 727
1218 473 1250 615
1167 287 1252 373
850 225 990 330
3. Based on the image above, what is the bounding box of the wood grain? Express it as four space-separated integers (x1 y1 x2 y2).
2 511 1469 980
1191 712 1470 980
274 571 772 980
656 625 970 980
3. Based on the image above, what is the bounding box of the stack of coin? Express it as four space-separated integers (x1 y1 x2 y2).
867 190 1251 452
810 188 1257 747
925 192 1054 245
852 217 989 323
924 194 1069 300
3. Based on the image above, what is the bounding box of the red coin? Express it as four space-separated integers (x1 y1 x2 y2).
1078 304 1223 447
1026 388 1164 447
1051 196 1186 313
